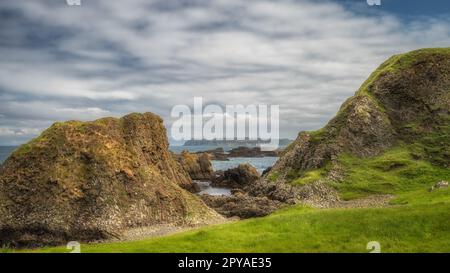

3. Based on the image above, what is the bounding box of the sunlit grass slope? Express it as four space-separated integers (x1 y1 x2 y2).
332 145 450 200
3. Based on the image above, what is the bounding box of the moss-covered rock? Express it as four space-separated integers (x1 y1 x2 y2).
269 48 450 184
0 113 221 247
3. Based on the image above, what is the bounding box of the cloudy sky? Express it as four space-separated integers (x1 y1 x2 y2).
1 0 450 145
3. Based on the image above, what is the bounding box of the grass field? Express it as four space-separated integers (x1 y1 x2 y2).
17 188 450 253
6 144 450 253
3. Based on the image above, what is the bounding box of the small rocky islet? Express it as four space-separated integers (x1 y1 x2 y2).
1 48 449 248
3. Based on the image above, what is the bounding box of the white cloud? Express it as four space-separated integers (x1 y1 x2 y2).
0 127 40 137
0 0 450 145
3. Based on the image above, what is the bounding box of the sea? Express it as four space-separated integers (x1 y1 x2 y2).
0 146 17 164
170 145 278 173
0 145 279 173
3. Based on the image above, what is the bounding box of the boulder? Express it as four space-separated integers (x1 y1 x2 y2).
213 164 260 188
201 193 282 219
0 113 221 247
175 151 214 182
429 180 449 192
245 179 298 204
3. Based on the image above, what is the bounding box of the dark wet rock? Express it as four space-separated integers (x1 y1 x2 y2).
244 179 298 204
201 192 283 219
212 164 260 188
261 167 272 176
227 147 279 158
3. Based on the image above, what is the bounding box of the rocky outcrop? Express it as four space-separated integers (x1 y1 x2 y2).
269 48 450 183
175 151 214 181
201 191 283 219
203 164 294 218
198 148 229 161
244 179 298 204
0 113 222 247
213 164 260 188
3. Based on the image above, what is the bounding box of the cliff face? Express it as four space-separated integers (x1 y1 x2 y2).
270 48 450 182
0 113 221 247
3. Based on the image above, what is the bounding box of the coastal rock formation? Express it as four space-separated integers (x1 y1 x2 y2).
204 164 292 218
197 148 229 161
175 151 214 182
0 113 222 247
201 192 282 219
212 164 260 188
245 179 298 204
268 48 450 184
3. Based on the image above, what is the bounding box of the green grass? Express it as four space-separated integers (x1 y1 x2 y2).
331 146 450 200
291 169 325 186
267 171 280 182
392 188 450 206
18 201 450 253
8 143 450 253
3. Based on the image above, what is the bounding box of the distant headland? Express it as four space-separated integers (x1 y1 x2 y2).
183 138 292 147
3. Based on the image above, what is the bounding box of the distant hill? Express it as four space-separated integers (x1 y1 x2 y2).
0 146 17 165
183 138 292 147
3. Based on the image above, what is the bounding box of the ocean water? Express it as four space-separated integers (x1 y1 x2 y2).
170 145 279 173
0 146 17 164
212 157 278 174
169 145 234 153
193 181 231 196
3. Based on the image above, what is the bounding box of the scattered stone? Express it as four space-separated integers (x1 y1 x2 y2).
296 180 340 208
429 181 449 192
245 179 298 204
201 192 283 219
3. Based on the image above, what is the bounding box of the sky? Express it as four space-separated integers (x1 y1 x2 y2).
1 0 450 145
